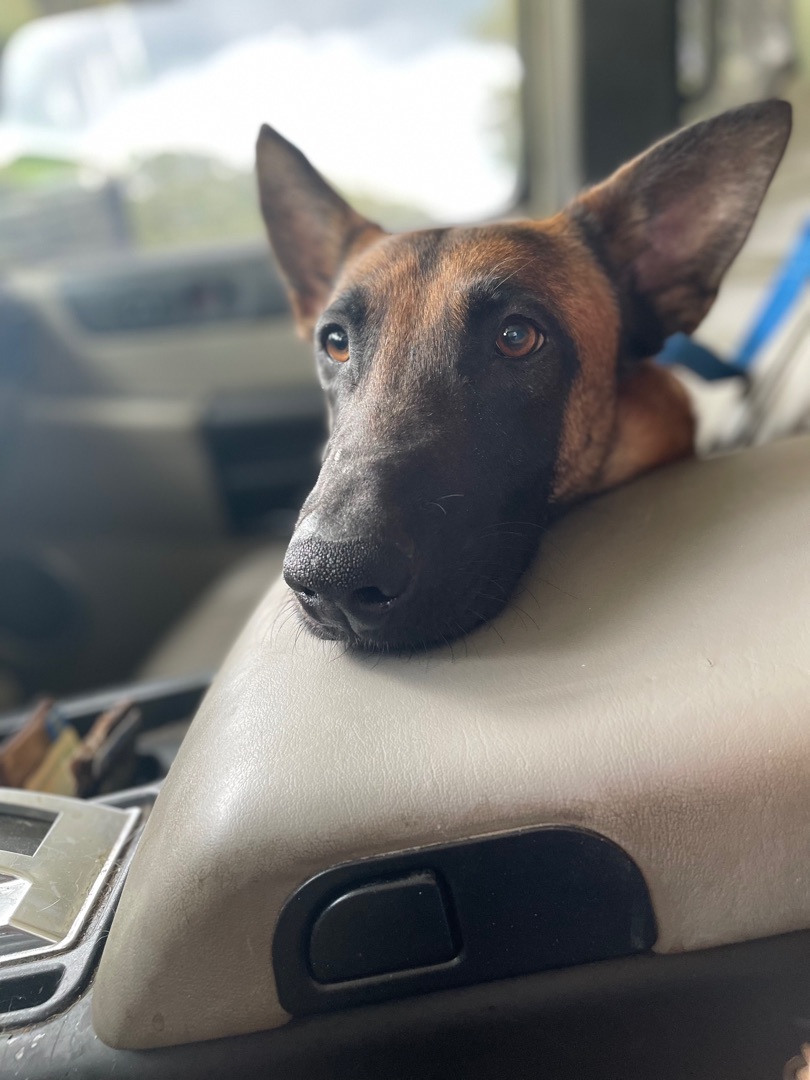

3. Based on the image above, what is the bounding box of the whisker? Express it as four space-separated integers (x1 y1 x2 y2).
493 257 534 290
477 592 509 605
480 530 536 540
512 603 540 632
469 608 504 644
455 622 478 659
266 594 297 641
533 576 581 600
428 493 465 516
329 640 353 662
479 519 551 532
471 520 564 558
515 583 542 611
479 577 508 597
271 611 298 646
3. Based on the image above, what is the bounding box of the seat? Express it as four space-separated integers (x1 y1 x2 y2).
95 433 810 1051
137 543 287 680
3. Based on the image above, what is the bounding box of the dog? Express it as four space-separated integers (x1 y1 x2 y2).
255 100 791 653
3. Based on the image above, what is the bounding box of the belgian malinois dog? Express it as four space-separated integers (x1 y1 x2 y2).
256 100 791 652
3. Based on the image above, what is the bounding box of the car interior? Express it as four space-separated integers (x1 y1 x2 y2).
0 1 809 1077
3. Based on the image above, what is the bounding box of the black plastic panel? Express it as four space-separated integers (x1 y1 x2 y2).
61 247 289 334
309 872 458 983
0 967 62 1012
274 826 656 1015
581 0 679 182
2 931 810 1079
203 388 326 534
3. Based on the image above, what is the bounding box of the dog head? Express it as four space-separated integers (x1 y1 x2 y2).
256 101 790 651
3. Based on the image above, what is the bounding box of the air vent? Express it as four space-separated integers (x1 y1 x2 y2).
0 924 50 962
62 248 289 333
0 968 63 1013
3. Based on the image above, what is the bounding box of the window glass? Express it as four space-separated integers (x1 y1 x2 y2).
0 0 522 268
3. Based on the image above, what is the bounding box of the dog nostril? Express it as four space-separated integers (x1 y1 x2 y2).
353 585 401 607
283 536 413 624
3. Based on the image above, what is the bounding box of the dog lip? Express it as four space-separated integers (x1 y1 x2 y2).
296 592 403 639
292 598 349 642
290 588 500 653
290 587 404 641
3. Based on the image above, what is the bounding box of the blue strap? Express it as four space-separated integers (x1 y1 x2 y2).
657 332 746 381
734 219 810 369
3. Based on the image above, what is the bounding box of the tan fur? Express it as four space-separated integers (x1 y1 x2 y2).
594 362 696 493
536 214 628 500
785 1045 810 1080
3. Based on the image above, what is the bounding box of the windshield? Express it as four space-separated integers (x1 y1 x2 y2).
0 0 521 269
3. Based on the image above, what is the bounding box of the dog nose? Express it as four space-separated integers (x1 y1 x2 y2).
283 535 413 629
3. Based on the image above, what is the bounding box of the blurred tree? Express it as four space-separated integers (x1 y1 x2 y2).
1 0 114 44
125 153 431 253
35 0 113 12
0 1 38 44
473 0 516 44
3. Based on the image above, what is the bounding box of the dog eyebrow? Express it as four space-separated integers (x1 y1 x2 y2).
464 277 508 304
462 274 537 314
321 285 370 327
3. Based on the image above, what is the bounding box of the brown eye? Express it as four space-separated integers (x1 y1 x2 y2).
323 325 350 363
496 317 544 358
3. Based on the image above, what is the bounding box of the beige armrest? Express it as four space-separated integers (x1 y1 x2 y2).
94 435 810 1049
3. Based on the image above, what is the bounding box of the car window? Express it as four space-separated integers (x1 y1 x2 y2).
0 0 522 269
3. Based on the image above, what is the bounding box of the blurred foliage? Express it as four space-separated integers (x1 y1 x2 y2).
795 0 810 74
0 0 38 42
125 153 430 252
0 0 114 43
125 155 262 250
0 0 493 260
471 0 516 44
36 0 114 12
0 155 79 188
0 147 431 265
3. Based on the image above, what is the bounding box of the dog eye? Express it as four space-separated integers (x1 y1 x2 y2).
496 317 544 359
322 325 350 363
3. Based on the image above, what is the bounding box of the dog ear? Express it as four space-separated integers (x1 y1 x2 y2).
256 125 384 335
569 100 791 354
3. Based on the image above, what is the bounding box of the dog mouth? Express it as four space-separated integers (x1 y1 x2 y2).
290 587 508 653
287 524 544 653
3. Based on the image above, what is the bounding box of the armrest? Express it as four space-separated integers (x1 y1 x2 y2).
94 435 810 1049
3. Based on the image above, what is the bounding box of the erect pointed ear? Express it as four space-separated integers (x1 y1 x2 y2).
256 124 384 336
568 100 791 356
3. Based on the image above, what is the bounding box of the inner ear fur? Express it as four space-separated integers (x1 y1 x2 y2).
256 124 384 336
568 100 792 356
